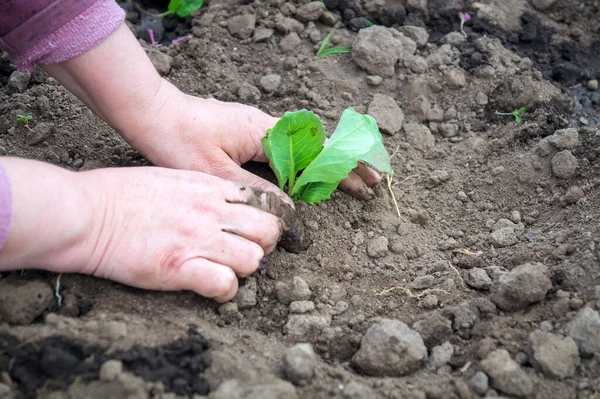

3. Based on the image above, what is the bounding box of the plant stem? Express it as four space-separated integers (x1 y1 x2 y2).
153 10 172 18
495 111 514 116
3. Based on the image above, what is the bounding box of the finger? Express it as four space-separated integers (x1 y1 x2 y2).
339 171 375 200
218 160 294 207
204 232 267 276
220 203 281 255
177 258 239 302
354 161 382 187
224 184 295 232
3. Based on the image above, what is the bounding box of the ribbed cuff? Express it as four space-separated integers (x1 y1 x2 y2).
0 162 13 251
3 0 125 72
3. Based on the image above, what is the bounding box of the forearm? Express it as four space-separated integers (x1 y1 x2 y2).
41 23 183 148
0 158 97 272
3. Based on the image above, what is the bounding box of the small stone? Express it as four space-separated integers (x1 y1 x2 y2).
283 314 331 339
145 48 172 76
413 313 453 349
490 263 552 312
510 210 521 224
280 32 302 55
26 122 55 145
439 123 458 138
341 381 377 398
367 236 389 258
238 82 261 102
0 280 54 325
426 170 450 188
275 16 304 35
464 268 492 290
353 319 427 376
0 383 10 395
218 302 239 315
421 294 438 310
528 331 580 379
396 26 429 48
564 186 584 204
235 277 257 309
548 128 579 150
452 301 480 330
227 14 256 39
352 26 403 77
531 0 557 11
441 32 465 45
566 307 600 356
403 123 435 152
254 27 275 42
428 342 454 369
276 276 312 305
283 343 317 385
443 68 466 88
6 71 30 94
368 94 404 135
404 55 429 74
490 227 518 248
99 360 123 381
259 74 282 93
481 349 533 397
551 150 578 179
410 275 434 290
366 75 383 86
294 2 325 22
320 11 341 26
289 301 315 314
588 79 599 91
469 371 489 396
475 92 489 105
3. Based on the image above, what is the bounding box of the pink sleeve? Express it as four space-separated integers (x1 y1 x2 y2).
0 0 125 72
0 162 12 251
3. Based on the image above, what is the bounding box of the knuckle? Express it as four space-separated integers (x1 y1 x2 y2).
214 268 237 297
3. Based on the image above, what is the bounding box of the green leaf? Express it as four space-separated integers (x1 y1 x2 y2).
291 108 393 204
168 0 183 13
262 110 327 191
316 29 335 56
169 0 204 17
318 46 352 56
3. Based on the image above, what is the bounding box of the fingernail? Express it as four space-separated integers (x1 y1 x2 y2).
258 256 270 271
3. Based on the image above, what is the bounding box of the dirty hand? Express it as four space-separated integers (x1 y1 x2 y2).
131 83 383 200
0 158 286 302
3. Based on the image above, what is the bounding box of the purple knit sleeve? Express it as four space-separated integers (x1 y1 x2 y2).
0 162 12 251
0 0 125 71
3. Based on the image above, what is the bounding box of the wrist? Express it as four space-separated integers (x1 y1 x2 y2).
0 158 97 274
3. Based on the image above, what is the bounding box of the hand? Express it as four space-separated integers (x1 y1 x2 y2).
131 83 383 200
81 167 283 302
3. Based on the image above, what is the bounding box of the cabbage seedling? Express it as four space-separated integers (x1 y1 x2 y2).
154 0 204 18
262 108 393 204
496 107 526 124
17 113 33 130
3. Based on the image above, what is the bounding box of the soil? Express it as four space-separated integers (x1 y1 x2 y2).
1 0 600 398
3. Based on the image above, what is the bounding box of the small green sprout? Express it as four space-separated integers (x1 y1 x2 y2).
317 29 352 57
17 113 33 130
363 17 374 27
154 0 204 18
495 107 526 124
